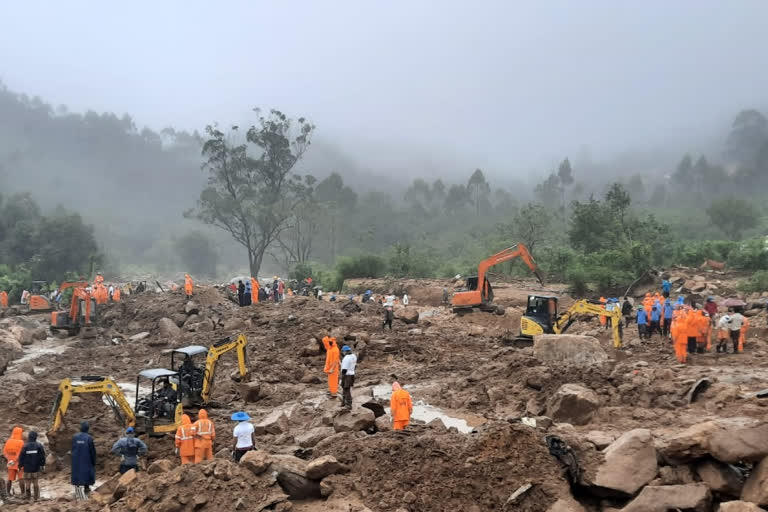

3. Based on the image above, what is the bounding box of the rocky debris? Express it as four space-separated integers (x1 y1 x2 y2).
333 408 375 432
255 409 289 435
584 431 616 450
239 449 271 475
742 456 768 505
547 497 587 512
533 335 608 367
696 459 745 496
238 381 262 403
296 426 335 448
129 331 150 342
185 301 200 315
158 317 182 338
657 417 768 464
375 415 392 432
171 313 188 326
0 329 22 373
270 454 321 499
306 455 348 479
657 465 696 485
397 308 419 324
468 325 487 336
147 458 175 474
718 501 766 511
301 338 322 356
589 429 658 495
621 483 711 512
548 383 600 425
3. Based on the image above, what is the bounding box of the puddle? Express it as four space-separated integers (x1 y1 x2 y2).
372 384 484 434
9 337 71 367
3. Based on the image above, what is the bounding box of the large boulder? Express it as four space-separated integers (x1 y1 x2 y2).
657 418 768 464
333 408 375 432
742 455 768 505
548 384 600 426
295 426 335 448
696 459 744 497
269 454 320 499
129 331 150 342
0 329 23 371
238 381 262 403
147 459 174 474
397 309 419 325
621 483 711 512
157 317 181 338
239 449 271 475
719 502 766 512
254 410 289 435
591 429 658 495
533 335 608 367
306 455 348 480
184 301 200 315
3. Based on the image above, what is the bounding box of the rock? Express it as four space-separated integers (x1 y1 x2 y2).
621 483 711 512
270 454 320 499
693 275 707 282
115 469 138 498
238 381 261 403
9 325 33 345
548 384 600 426
158 317 181 338
589 429 658 495
255 410 289 435
223 318 246 331
428 418 447 431
147 459 174 474
184 314 200 326
295 427 335 448
300 372 321 384
696 460 744 496
742 456 768 505
525 368 551 390
375 415 392 432
129 331 150 342
657 417 768 464
719 502 766 511
306 455 347 480
407 328 422 336
213 460 234 481
533 335 608 367
300 339 322 357
333 408 375 432
240 449 271 475
403 491 417 503
184 301 200 315
92 472 121 504
320 478 335 498
171 313 187 327
547 497 587 512
31 326 47 341
468 325 487 336
682 280 698 292
658 465 696 485
397 309 419 325
585 431 616 450
360 399 386 418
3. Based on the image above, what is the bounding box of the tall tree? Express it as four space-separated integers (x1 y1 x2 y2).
605 182 632 241
467 168 490 216
726 109 768 164
706 197 759 240
189 110 314 276
496 202 551 251
315 172 357 263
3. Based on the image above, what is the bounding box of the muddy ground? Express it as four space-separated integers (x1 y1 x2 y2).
1 268 767 511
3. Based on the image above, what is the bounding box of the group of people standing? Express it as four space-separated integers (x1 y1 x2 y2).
233 277 286 306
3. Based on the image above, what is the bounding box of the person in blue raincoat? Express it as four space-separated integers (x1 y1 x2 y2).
636 305 649 340
71 422 96 495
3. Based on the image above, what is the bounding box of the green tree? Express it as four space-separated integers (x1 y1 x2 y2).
534 173 562 206
568 197 613 253
315 172 357 263
189 110 314 276
496 203 551 251
467 168 490 216
605 182 631 241
706 197 760 240
175 231 218 277
726 109 768 164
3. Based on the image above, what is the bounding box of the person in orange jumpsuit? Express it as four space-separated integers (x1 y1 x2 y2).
671 308 688 364
599 297 607 329
174 414 195 465
322 336 340 398
739 316 750 352
0 291 8 309
250 278 259 304
390 382 413 430
3 426 25 496
184 274 193 299
643 293 653 317
94 273 104 286
112 287 121 302
192 409 215 463
695 310 711 353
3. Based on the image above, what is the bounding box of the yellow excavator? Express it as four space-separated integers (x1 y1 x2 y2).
49 369 185 436
169 333 250 407
518 296 623 348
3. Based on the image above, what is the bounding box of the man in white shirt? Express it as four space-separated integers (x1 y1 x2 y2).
230 411 255 462
716 314 731 353
402 294 409 306
340 346 357 410
728 310 745 353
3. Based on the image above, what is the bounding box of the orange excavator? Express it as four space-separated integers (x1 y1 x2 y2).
50 287 96 335
451 244 543 314
28 280 89 312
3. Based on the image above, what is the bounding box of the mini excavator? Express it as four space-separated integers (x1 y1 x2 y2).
50 287 97 335
452 244 543 314
29 280 89 312
169 333 250 407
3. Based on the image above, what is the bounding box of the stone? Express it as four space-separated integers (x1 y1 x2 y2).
223 318 246 331
621 483 711 512
547 497 587 512
238 381 261 403
240 449 271 475
300 339 322 357
658 465 695 485
742 455 768 505
525 368 551 390
397 309 419 324
10 325 33 345
255 410 289 435
719 502 766 512
147 459 174 474
533 335 608 367
269 454 320 499
407 328 422 336
320 478 334 498
657 417 768 464
468 325 487 336
129 331 150 342
184 314 201 326
548 383 600 426
171 313 187 327
359 398 386 418
306 455 347 480
428 418 447 431
184 301 200 315
333 408 375 432
584 431 616 450
115 469 138 498
375 415 392 432
295 427 335 448
213 460 233 481
696 459 744 497
590 429 657 495
158 317 181 338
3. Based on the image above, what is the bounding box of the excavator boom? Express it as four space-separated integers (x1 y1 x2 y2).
201 334 250 404
49 377 135 434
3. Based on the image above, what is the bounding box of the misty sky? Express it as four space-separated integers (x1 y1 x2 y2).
2 1 768 176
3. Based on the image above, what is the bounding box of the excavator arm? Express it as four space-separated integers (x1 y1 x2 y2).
201 334 250 404
49 377 135 434
553 300 623 348
476 244 543 292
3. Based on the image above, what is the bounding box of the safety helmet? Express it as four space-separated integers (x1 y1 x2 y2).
341 345 352 353
126 427 134 434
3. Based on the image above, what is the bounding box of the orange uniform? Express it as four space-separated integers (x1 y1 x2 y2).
739 317 749 352
192 409 215 463
3 427 25 482
251 278 259 304
112 287 121 302
0 291 8 309
599 297 607 327
184 274 193 298
322 336 340 397
693 311 710 352
94 275 104 285
671 311 688 364
390 383 413 430
175 414 195 465
643 294 653 317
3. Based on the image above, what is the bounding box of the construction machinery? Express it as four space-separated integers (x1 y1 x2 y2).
169 333 250 407
518 296 623 348
49 370 185 436
28 280 89 312
50 287 97 335
452 244 543 313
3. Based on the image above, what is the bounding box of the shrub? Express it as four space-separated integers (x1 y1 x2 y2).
739 270 768 293
336 254 387 279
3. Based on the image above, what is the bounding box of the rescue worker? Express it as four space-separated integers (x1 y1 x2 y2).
671 308 687 364
661 277 671 298
340 346 357 409
237 280 245 306
0 290 8 309
184 274 194 299
704 297 718 324
251 277 259 304
94 273 104 286
3 427 25 496
278 279 285 301
272 278 279 303
71 422 96 499
390 382 413 430
686 307 700 355
695 310 711 353
382 303 394 330
729 310 745 353
18 430 45 501
716 314 731 353
402 294 409 306
112 286 121 302
636 305 648 339
599 296 607 329
322 336 340 398
649 304 661 338
739 315 750 352
174 414 195 465
192 410 215 463
111 427 147 474
244 280 252 306
231 412 255 462
442 287 449 304
621 297 633 328
662 299 673 337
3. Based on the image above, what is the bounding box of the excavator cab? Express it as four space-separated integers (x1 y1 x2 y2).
519 296 623 348
29 281 52 311
462 276 494 304
521 295 559 335
50 287 96 335
134 369 184 435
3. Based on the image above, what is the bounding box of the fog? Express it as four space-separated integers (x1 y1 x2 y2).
3 1 767 176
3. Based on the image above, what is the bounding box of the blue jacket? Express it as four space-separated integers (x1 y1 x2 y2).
651 307 661 322
18 431 46 473
663 303 673 319
637 310 648 325
662 280 671 293
111 436 147 467
71 426 97 486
